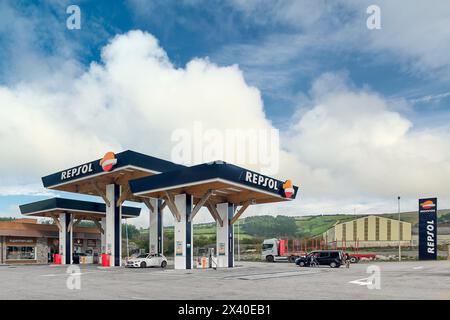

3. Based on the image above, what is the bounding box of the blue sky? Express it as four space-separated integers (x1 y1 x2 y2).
1 0 450 226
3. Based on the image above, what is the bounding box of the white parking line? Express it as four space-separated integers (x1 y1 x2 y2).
41 272 96 277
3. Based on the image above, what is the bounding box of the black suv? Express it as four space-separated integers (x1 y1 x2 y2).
295 250 344 268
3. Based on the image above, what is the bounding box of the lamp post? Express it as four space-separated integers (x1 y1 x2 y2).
125 219 130 259
237 219 240 262
398 196 401 262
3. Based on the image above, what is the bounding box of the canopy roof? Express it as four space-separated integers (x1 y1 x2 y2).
19 198 141 219
41 150 185 203
129 161 298 206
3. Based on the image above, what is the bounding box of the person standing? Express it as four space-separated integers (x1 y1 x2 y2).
345 253 351 268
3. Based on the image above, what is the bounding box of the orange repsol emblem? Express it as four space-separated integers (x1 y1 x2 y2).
420 200 435 210
282 180 294 198
100 152 117 172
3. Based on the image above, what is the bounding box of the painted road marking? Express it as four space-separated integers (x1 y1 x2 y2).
349 277 372 286
413 266 424 270
41 272 96 277
233 270 321 280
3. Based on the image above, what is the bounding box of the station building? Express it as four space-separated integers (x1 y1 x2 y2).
0 218 100 264
323 215 412 248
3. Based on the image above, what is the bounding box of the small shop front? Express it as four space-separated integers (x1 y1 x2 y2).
0 219 101 265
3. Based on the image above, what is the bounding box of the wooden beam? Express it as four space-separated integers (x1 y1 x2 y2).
92 220 104 234
68 217 78 232
91 181 110 207
164 192 181 222
72 218 83 230
116 185 130 207
50 214 62 231
142 198 155 213
206 201 223 227
230 200 251 225
188 189 214 222
160 200 167 211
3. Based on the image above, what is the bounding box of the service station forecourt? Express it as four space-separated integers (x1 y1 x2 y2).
19 150 299 269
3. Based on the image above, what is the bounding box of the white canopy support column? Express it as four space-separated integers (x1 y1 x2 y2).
105 184 122 266
216 203 234 268
58 212 73 265
173 193 193 269
145 198 162 254
100 217 106 255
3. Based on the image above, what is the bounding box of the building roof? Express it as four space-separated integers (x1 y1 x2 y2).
0 220 100 238
40 150 185 202
129 161 298 206
323 215 412 234
19 197 141 219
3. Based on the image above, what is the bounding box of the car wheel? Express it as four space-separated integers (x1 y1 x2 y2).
266 255 274 263
350 257 358 263
140 261 146 268
161 260 167 268
288 256 296 263
299 261 305 267
330 261 337 268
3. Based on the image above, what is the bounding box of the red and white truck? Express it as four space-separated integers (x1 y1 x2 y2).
262 238 376 263
261 238 305 262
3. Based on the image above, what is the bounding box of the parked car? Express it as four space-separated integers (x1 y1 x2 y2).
126 253 168 268
295 250 344 268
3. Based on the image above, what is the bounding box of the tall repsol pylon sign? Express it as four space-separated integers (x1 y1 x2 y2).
418 198 438 260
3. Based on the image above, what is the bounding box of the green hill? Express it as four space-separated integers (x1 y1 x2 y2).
165 209 450 243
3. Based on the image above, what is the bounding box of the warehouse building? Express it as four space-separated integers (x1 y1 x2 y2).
0 218 100 264
323 215 412 248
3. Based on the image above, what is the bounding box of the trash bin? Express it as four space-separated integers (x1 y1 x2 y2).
53 254 61 265
101 253 110 267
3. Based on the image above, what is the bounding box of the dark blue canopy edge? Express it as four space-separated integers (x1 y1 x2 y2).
19 198 141 218
41 150 185 188
129 161 298 200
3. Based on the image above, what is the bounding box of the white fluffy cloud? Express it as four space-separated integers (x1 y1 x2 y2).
1 30 449 225
0 30 272 187
285 73 450 201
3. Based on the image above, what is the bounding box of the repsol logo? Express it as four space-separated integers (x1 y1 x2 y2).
244 171 279 191
426 220 435 254
61 163 94 181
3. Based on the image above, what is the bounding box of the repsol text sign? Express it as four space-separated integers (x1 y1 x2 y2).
418 198 437 260
242 171 280 192
240 170 296 199
61 163 94 181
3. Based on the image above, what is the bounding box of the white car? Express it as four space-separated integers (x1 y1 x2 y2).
126 253 168 268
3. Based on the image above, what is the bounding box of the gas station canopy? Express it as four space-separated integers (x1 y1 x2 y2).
19 197 141 219
19 150 299 268
41 150 184 204
129 161 298 206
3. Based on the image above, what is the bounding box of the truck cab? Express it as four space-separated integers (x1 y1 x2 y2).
262 238 279 262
